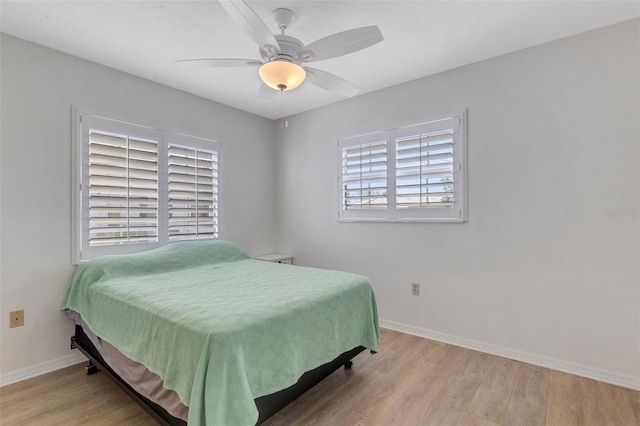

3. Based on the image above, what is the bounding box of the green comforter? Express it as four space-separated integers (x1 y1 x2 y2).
61 240 380 425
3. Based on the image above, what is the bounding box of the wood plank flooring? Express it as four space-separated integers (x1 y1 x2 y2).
0 363 157 425
1 329 638 425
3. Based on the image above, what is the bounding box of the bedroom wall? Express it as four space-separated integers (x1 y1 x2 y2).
275 19 640 388
0 34 278 383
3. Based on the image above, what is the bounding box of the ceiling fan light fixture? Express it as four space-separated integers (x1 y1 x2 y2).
259 60 306 91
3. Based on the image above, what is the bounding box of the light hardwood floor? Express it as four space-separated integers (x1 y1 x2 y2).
1 329 638 425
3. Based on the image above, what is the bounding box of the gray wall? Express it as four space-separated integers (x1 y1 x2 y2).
0 34 278 381
275 19 640 387
1 18 638 389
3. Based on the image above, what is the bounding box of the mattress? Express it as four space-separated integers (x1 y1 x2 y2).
69 310 189 421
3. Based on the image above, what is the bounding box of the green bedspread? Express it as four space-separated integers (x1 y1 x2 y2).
61 240 380 425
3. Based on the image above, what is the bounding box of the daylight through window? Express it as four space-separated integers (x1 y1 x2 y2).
73 110 221 262
338 111 466 222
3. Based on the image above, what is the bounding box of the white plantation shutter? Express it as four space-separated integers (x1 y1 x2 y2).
342 141 387 209
339 132 389 220
168 144 218 240
337 112 466 222
89 131 159 246
74 110 223 262
395 118 456 209
396 132 454 208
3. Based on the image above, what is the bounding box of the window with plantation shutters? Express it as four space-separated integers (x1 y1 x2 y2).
341 137 388 211
89 131 159 246
338 111 466 222
73 110 222 263
168 144 218 240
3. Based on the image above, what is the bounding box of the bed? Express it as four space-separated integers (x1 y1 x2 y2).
61 240 380 425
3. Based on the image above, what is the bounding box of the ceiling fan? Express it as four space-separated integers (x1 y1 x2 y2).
177 0 383 101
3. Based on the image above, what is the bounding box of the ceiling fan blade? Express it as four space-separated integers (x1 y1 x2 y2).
176 58 262 68
257 83 278 103
300 26 383 63
304 67 359 97
219 0 280 52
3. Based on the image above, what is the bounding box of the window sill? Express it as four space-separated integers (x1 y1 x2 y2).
336 217 466 224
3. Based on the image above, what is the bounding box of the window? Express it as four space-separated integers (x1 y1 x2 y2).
338 111 466 222
341 132 388 212
167 144 218 240
88 131 159 246
73 109 221 262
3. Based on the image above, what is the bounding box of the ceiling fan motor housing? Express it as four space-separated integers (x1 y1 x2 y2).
260 34 305 63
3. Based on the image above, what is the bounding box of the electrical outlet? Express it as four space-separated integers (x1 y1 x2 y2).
9 310 24 328
411 283 420 296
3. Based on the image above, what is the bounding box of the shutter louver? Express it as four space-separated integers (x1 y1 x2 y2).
89 131 159 246
168 144 218 240
341 140 387 209
396 131 454 208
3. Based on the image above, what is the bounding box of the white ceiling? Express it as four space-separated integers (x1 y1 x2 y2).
2 1 639 120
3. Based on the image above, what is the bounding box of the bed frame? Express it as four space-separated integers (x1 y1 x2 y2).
72 324 365 425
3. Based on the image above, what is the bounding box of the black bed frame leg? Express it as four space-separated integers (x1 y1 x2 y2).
344 360 353 369
85 361 99 375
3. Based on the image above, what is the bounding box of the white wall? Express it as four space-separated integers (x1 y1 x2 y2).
276 19 640 388
0 34 278 383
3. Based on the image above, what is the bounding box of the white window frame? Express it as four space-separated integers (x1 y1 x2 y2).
337 110 466 223
72 108 222 263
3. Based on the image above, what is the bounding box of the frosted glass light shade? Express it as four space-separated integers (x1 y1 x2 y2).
259 61 306 91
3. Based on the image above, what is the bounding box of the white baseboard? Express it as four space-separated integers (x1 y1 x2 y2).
2 324 638 391
0 351 87 387
379 318 640 391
